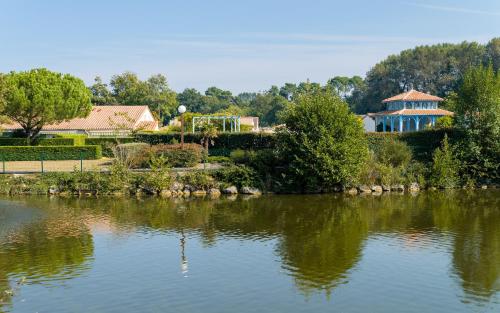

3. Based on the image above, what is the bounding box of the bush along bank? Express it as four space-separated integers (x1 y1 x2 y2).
0 163 263 197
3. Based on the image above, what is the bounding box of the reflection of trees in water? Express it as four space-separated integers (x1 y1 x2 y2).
0 208 94 310
431 191 500 300
10 191 500 300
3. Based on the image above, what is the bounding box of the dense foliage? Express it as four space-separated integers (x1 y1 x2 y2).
356 39 500 113
149 143 202 168
213 165 260 189
0 145 102 161
85 38 499 126
89 72 177 121
85 137 136 157
276 89 369 191
430 135 459 188
135 132 275 153
1 69 92 141
0 137 74 146
448 64 500 183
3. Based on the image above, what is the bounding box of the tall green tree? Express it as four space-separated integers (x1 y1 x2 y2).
1 68 92 141
277 90 368 191
89 76 115 105
486 38 500 72
359 41 488 113
430 134 459 188
177 88 204 112
0 73 6 109
247 92 289 126
109 72 177 121
279 83 297 100
145 74 178 119
327 76 366 111
449 64 500 182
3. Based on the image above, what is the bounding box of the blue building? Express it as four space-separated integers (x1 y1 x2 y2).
368 90 453 132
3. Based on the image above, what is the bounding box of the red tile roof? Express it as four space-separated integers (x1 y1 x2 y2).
382 90 444 103
136 121 159 131
2 106 158 131
368 109 454 116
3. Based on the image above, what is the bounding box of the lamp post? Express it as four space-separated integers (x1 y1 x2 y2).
178 105 187 149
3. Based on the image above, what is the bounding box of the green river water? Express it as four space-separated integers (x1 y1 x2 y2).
0 191 499 313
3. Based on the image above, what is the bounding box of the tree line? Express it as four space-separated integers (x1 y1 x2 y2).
87 37 500 124
0 37 498 140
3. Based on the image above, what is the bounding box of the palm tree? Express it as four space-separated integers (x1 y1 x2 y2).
199 121 218 155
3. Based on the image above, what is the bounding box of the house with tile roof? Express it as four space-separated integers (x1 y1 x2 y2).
1 105 159 137
367 90 453 132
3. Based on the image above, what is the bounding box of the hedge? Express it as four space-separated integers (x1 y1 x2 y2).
85 137 136 157
0 137 75 146
134 132 276 151
55 134 86 146
366 129 461 162
0 145 102 161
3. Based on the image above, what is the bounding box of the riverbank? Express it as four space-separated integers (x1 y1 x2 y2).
0 169 497 199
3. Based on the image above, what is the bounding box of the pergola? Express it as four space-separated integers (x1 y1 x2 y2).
192 115 241 133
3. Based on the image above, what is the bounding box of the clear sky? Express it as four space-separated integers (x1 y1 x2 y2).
1 0 499 93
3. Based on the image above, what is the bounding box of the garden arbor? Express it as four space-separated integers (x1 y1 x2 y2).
192 115 241 133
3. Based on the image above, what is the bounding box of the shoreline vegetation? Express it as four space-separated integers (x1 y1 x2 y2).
0 170 498 199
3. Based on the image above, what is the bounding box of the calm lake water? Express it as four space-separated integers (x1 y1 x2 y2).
0 191 499 313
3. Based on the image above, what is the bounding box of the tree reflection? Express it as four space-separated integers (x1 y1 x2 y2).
5 191 500 302
431 191 500 300
0 206 94 310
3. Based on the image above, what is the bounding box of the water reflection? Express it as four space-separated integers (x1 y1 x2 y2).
0 191 498 311
0 204 93 310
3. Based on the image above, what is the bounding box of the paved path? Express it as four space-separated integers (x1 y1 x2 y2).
0 158 223 174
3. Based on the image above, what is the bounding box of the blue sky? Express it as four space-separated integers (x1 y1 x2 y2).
1 0 499 93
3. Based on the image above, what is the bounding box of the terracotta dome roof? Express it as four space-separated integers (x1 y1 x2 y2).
382 90 444 103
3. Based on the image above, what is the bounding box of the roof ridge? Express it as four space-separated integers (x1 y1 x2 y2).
402 89 414 101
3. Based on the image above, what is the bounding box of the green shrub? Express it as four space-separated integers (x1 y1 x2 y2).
358 151 406 186
276 90 369 191
55 134 87 146
85 137 135 157
135 132 276 150
71 171 109 194
229 149 256 164
107 162 132 193
373 137 412 168
213 165 259 189
430 135 459 188
141 155 172 194
376 163 403 186
113 142 150 168
0 145 102 161
39 171 109 194
435 116 453 129
206 156 232 164
149 143 203 168
404 161 428 187
0 137 74 146
366 129 460 162
181 171 217 190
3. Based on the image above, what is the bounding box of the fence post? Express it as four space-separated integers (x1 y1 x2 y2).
40 152 44 174
80 151 83 172
1 155 4 174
